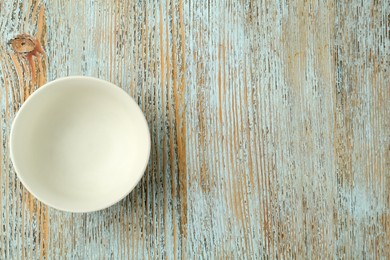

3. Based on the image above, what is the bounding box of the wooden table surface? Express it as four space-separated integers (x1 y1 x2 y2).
1 0 389 259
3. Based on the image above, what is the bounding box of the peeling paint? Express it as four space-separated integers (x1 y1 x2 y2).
0 0 389 259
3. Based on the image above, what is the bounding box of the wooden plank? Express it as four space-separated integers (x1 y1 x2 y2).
0 0 389 258
1 1 49 259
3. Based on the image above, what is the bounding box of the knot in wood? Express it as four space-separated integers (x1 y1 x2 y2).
9 34 36 54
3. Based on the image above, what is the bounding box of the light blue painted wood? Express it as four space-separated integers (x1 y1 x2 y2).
0 0 389 258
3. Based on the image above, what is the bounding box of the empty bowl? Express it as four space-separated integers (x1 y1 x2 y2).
10 76 150 212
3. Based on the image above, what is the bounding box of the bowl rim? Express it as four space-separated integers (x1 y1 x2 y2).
9 76 151 213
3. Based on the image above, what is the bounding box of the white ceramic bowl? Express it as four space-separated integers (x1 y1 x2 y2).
10 76 150 212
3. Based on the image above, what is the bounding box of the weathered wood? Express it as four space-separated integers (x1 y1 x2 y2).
1 0 389 258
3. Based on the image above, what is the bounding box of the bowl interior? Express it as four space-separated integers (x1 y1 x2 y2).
10 77 150 212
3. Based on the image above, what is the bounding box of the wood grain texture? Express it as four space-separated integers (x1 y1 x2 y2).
0 0 389 258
